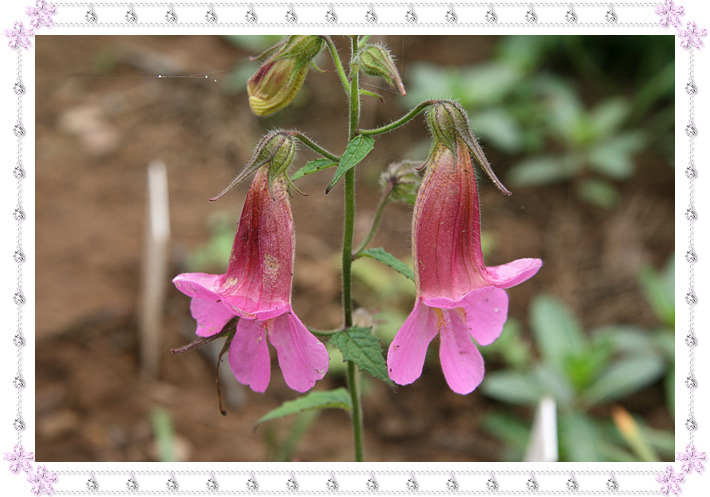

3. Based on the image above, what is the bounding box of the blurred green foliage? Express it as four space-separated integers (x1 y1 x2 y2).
480 254 675 462
402 35 674 208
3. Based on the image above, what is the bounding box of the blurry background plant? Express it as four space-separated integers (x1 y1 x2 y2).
402 36 673 209
479 254 675 462
35 34 674 463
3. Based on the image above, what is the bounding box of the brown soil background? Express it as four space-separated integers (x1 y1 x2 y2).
35 35 674 462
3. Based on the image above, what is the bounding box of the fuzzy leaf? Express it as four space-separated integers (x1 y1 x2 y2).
330 327 391 384
583 355 665 407
326 135 375 193
291 158 337 181
358 248 415 281
256 388 351 426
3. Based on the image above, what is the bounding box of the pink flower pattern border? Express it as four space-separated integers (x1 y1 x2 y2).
2 1 706 494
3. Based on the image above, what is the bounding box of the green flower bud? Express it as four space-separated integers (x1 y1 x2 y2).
247 36 325 116
379 160 423 205
358 44 406 95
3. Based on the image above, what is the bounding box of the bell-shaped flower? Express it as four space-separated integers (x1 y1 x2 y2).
387 103 541 394
247 35 325 116
173 133 328 392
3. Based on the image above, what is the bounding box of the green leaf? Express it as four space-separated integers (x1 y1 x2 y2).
559 412 603 462
358 248 415 281
481 411 530 461
470 109 523 153
530 295 587 373
533 365 574 407
587 132 645 180
589 98 629 138
576 178 619 209
583 355 665 407
330 327 391 384
481 371 544 406
256 388 351 426
326 135 375 193
638 262 675 328
508 156 577 187
291 158 337 181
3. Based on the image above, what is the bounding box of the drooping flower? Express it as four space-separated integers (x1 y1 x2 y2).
247 35 325 116
27 465 57 496
4 22 34 50
4 444 34 474
678 22 708 50
387 102 541 395
26 0 57 29
677 443 706 474
173 132 328 392
655 0 685 28
656 465 685 496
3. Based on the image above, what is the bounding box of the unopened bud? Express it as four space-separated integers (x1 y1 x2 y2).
380 160 423 205
248 36 325 116
358 44 406 95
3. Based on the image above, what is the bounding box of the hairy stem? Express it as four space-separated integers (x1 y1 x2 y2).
359 100 437 136
343 35 364 462
353 184 393 256
324 36 351 96
289 131 340 162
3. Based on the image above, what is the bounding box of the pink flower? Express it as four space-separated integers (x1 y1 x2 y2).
387 113 541 394
677 443 706 474
27 465 57 496
4 444 34 474
657 465 685 495
655 0 685 28
4 21 34 50
173 158 328 393
678 22 708 50
26 0 57 28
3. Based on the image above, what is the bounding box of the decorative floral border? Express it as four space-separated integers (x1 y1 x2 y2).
0 1 706 494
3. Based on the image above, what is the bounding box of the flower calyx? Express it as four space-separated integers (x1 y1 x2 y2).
211 130 298 201
425 100 511 195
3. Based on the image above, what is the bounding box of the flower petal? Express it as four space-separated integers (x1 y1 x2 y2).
190 298 236 337
485 258 542 289
268 312 329 392
173 272 222 300
460 288 509 346
439 307 485 394
423 286 494 309
229 318 271 392
387 302 440 386
219 169 294 319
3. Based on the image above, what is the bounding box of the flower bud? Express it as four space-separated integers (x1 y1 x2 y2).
211 130 298 201
247 36 325 116
379 160 422 205
425 101 511 195
358 44 406 95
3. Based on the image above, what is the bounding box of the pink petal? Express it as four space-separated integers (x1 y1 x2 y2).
228 318 271 392
423 286 494 309
173 272 222 300
387 302 439 386
190 298 236 337
220 168 294 319
268 312 329 392
461 288 509 346
485 258 542 289
414 143 490 303
439 307 485 394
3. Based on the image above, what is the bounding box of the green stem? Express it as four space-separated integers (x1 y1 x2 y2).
353 184 393 256
343 35 364 462
324 36 351 96
289 131 340 162
359 100 437 136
